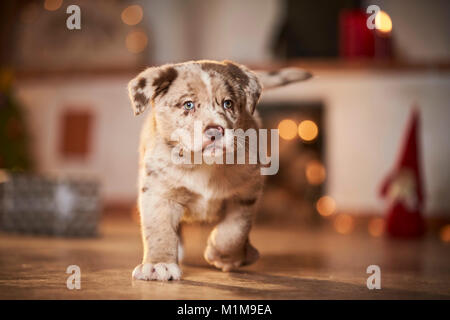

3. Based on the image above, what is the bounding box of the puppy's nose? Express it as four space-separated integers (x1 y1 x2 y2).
204 124 224 141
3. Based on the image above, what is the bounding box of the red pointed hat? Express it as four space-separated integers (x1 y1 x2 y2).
380 108 424 205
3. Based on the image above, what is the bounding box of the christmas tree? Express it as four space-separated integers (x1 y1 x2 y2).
0 69 33 171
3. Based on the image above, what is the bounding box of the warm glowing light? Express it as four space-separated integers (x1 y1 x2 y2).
334 214 355 235
44 0 62 11
305 160 326 185
368 218 384 237
126 30 148 53
375 10 392 33
298 120 318 141
316 196 336 217
278 119 297 140
121 5 143 26
0 170 10 184
440 224 450 243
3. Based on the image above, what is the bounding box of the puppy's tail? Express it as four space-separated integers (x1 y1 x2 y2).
255 67 313 90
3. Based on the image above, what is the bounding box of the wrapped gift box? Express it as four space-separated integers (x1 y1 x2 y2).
0 173 100 237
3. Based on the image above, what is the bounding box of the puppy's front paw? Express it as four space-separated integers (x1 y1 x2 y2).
132 262 182 281
204 241 259 272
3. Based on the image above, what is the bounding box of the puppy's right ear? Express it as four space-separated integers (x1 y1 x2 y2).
128 65 178 115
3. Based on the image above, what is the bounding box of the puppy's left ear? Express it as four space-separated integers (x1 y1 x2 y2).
225 61 262 115
242 65 263 115
128 65 178 116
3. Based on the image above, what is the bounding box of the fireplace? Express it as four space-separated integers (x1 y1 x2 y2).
257 101 326 226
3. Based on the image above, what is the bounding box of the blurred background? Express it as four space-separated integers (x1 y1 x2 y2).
0 0 449 240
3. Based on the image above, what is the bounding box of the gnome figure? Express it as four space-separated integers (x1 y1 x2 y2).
379 109 426 238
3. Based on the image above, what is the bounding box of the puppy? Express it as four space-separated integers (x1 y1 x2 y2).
128 60 311 280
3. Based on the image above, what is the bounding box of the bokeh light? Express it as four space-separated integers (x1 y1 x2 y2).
121 5 144 26
126 30 148 53
44 0 63 11
368 218 384 237
375 10 393 33
278 119 297 140
440 224 450 243
334 214 355 235
298 120 318 141
305 160 326 185
0 170 10 184
316 195 336 217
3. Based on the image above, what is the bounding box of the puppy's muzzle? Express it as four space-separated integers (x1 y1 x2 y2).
203 124 224 150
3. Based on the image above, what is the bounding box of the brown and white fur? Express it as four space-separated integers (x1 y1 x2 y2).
127 60 311 280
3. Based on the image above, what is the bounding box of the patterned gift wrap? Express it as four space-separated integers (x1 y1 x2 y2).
0 173 100 237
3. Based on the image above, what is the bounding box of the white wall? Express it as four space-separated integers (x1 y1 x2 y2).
16 76 144 204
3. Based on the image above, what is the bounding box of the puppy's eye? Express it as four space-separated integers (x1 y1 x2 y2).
223 100 233 110
183 101 195 110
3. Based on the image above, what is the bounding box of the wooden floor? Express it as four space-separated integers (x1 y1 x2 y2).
0 216 449 299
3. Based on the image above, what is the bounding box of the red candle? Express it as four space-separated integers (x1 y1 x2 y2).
339 9 375 58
